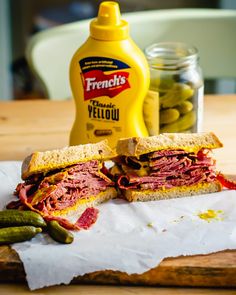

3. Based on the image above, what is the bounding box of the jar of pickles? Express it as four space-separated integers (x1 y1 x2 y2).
144 42 203 134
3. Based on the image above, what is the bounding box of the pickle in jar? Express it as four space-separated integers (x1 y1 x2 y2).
143 90 159 136
160 110 197 133
176 101 193 114
160 83 194 109
160 108 180 124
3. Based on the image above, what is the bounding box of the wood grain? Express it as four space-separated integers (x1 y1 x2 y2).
0 100 74 160
1 95 236 293
1 285 236 295
1 245 236 287
0 95 236 173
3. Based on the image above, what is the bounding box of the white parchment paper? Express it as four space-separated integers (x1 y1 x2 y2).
1 161 236 290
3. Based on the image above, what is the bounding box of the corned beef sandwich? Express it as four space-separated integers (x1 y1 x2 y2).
7 140 117 228
112 132 223 202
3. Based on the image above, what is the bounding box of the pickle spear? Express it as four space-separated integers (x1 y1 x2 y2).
48 220 74 244
176 101 193 114
0 210 46 228
160 83 194 108
0 226 42 245
143 90 159 136
160 110 196 133
160 108 180 124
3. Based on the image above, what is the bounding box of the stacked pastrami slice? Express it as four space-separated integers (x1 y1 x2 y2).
7 160 114 229
116 149 217 190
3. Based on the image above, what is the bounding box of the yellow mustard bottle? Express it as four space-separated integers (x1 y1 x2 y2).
69 1 150 149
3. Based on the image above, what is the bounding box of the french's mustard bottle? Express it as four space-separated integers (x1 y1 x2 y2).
69 1 150 149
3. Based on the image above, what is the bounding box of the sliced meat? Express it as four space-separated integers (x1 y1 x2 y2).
118 149 217 191
149 156 174 168
117 175 139 189
44 207 99 230
150 150 188 159
75 207 99 230
12 161 113 216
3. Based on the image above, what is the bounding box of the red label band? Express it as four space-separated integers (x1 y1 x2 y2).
81 70 130 101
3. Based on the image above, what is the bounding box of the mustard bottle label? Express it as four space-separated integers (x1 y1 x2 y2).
79 57 130 101
79 56 131 136
70 53 149 146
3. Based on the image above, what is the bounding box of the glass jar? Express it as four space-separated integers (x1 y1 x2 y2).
144 42 203 134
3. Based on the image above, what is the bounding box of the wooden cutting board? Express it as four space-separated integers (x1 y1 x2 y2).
1 245 236 287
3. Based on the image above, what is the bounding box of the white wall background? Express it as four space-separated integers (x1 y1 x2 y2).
216 0 236 93
220 0 236 9
0 0 13 100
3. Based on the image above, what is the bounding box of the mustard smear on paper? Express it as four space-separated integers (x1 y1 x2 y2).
198 209 223 222
147 222 153 228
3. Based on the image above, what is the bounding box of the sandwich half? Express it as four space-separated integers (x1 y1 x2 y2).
8 140 117 224
112 132 223 202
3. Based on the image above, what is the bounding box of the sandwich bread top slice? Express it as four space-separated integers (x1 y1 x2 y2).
22 140 116 180
116 132 223 157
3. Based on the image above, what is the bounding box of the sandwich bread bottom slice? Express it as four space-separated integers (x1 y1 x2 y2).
123 181 222 202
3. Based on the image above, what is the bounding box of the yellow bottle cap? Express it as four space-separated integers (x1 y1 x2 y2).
90 1 129 41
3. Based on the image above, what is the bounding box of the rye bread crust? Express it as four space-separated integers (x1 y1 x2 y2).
22 140 116 180
116 132 223 157
123 181 222 202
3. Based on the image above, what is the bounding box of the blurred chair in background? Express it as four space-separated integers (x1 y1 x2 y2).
26 9 236 100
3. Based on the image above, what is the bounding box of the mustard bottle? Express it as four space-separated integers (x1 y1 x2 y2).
69 1 150 149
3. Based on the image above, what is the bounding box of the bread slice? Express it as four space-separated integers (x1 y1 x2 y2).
123 180 222 202
22 140 116 180
116 132 223 157
52 187 117 216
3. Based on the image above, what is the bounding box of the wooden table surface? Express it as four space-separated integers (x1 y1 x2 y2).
0 95 236 294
